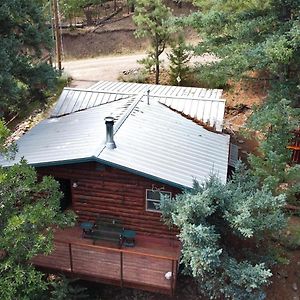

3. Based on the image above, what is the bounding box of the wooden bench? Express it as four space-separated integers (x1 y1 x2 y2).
84 216 124 247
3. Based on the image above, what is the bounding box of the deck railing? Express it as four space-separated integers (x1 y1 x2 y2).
33 239 179 295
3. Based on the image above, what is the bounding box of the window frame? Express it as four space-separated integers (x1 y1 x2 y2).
145 189 172 213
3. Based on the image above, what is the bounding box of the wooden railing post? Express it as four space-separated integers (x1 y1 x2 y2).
69 243 73 273
172 260 178 296
120 251 123 287
171 259 175 296
48 236 179 295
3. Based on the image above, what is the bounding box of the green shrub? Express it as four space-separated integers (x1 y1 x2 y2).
49 276 89 300
118 69 147 83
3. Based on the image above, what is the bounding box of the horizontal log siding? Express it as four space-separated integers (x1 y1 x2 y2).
37 162 179 238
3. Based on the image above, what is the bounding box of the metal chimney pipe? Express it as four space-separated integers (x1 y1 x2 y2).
147 89 150 105
105 116 116 149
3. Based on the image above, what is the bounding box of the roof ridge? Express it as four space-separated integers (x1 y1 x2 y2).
113 92 145 134
90 81 226 102
94 92 145 157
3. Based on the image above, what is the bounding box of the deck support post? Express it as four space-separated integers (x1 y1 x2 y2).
69 243 73 272
120 252 123 287
171 259 175 297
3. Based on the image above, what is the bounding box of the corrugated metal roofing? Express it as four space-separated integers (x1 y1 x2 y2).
158 96 225 131
1 98 131 167
90 81 225 131
51 88 133 117
99 95 230 187
90 81 223 99
0 82 230 189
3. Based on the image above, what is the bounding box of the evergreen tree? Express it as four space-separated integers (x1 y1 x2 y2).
0 121 76 300
246 92 300 194
192 0 300 84
0 0 58 117
167 34 192 85
161 163 286 300
190 0 300 198
133 0 175 84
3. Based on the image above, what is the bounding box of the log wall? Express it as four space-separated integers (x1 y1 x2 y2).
37 162 180 238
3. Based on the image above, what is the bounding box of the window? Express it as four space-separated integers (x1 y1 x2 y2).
146 189 171 212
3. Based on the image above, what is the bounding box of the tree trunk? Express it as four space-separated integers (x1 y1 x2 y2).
155 41 160 84
155 59 160 84
84 7 93 26
129 0 135 13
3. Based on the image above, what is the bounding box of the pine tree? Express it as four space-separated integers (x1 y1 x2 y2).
190 0 300 198
0 0 58 117
192 0 300 84
168 34 192 85
133 0 175 84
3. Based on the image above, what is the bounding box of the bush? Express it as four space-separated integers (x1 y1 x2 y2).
49 276 89 300
194 63 229 89
160 163 287 300
118 69 147 83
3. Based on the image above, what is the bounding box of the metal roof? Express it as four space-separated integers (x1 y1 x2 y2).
90 81 225 131
0 83 230 189
90 81 223 99
1 98 132 167
99 95 230 187
51 88 133 117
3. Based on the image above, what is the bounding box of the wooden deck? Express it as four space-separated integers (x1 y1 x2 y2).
32 226 181 295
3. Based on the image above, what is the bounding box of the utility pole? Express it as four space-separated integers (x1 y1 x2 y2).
52 0 62 71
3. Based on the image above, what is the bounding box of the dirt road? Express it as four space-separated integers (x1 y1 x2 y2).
63 52 217 88
63 53 146 88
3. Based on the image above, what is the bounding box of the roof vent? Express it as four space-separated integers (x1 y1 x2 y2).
105 116 116 149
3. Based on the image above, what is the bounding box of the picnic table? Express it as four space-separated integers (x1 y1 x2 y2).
82 216 124 248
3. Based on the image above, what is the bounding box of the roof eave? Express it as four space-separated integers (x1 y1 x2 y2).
93 156 191 190
24 157 191 190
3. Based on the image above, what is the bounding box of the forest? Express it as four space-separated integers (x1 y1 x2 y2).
0 0 299 299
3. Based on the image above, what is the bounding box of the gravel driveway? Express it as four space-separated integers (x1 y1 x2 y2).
63 52 217 88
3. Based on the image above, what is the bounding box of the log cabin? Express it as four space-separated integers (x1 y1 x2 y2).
0 81 231 295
